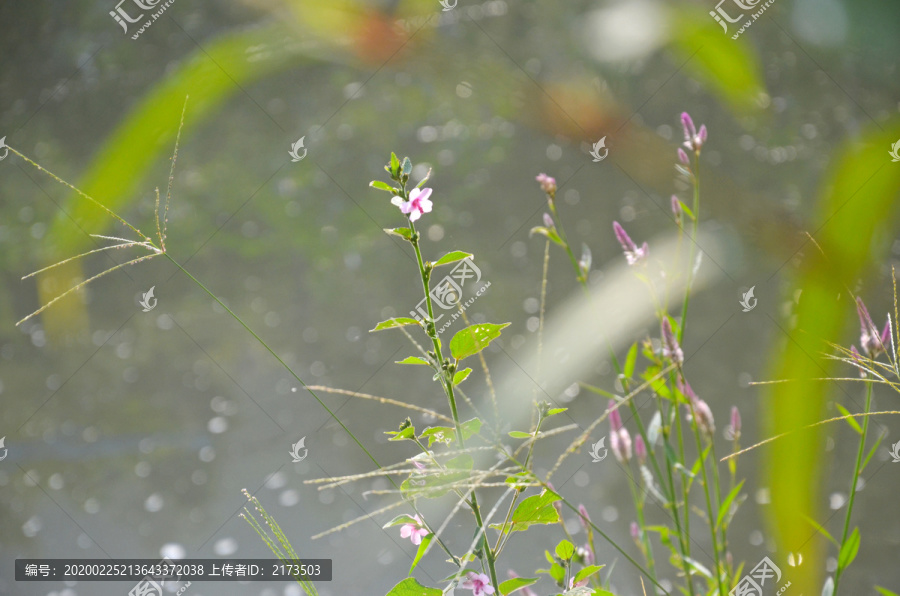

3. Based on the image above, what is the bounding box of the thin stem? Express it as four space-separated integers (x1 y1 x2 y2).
547 200 587 292
678 156 701 343
833 381 873 593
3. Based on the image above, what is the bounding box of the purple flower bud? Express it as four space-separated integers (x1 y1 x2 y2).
543 212 554 228
677 148 690 165
697 124 708 145
680 380 714 437
730 406 741 440
661 318 684 365
535 173 557 196
613 221 648 266
634 434 647 465
881 316 892 350
577 504 591 530
680 112 697 146
671 195 683 222
630 521 640 541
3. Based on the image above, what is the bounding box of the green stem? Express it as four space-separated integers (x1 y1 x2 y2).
678 158 701 343
833 381 873 593
548 201 588 292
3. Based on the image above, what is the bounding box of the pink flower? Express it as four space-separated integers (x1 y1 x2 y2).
535 173 557 196
630 521 641 542
391 187 433 222
399 515 429 545
679 379 715 437
577 504 591 531
677 147 690 165
612 221 648 266
856 297 890 358
729 406 741 440
460 572 495 596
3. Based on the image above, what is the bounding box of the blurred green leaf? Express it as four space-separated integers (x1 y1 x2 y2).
498 577 539 595
409 533 433 575
371 317 421 331
385 577 441 596
837 527 860 571
835 404 862 434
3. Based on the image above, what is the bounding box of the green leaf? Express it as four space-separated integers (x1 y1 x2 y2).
572 565 604 585
579 383 619 400
546 407 567 416
861 431 886 472
498 576 539 595
385 577 442 596
450 323 510 361
803 514 839 548
396 356 431 365
875 588 900 596
371 317 421 332
409 533 433 574
382 514 420 529
401 156 412 176
389 152 401 177
837 527 861 571
385 421 416 441
385 227 413 240
555 539 576 560
419 418 482 447
492 489 561 533
835 404 862 435
433 251 473 267
623 342 639 380
369 180 396 193
508 431 533 439
529 226 565 246
549 562 565 584
715 480 745 530
452 367 472 385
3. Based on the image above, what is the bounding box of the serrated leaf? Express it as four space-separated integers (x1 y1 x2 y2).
450 323 510 361
837 527 860 571
508 430 533 439
555 539 575 560
572 565 604 585
433 251 473 267
384 227 413 239
396 356 430 365
409 532 433 574
498 576 539 595
836 403 862 434
370 180 396 192
385 577 442 596
371 317 421 332
453 367 472 385
383 514 419 529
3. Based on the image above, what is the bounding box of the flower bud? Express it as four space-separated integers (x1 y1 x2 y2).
661 318 684 365
535 173 557 197
543 212 554 228
730 406 741 440
577 504 591 531
634 434 647 465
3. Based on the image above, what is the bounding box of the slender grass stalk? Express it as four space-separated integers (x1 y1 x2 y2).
833 380 873 593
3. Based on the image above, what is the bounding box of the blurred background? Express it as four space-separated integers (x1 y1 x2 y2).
1 0 900 594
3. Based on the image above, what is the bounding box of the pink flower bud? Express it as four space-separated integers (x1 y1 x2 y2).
680 112 697 146
611 426 632 464
577 504 591 531
850 345 867 378
671 195 683 224
543 212 554 228
634 434 647 465
535 173 557 196
856 297 884 358
630 521 640 541
697 124 707 144
661 318 684 365
608 400 623 431
612 221 648 266
677 148 690 165
730 406 741 440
